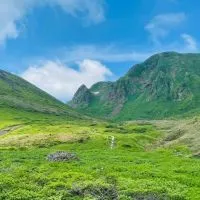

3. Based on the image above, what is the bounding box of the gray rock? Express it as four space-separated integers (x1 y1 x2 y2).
47 151 78 162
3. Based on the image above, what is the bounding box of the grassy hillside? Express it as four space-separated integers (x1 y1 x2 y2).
0 69 78 117
1 108 200 199
70 52 200 120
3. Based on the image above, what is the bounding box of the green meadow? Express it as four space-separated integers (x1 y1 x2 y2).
1 108 200 199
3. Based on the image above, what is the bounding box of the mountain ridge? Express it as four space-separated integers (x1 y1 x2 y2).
69 52 200 120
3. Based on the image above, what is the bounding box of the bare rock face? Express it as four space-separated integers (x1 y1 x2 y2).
47 151 78 162
69 84 93 108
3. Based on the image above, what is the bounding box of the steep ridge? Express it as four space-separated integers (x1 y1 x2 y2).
70 52 200 120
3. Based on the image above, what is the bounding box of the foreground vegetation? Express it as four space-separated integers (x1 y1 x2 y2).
0 108 200 199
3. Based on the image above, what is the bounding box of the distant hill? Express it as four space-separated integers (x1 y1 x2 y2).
69 52 200 120
0 69 79 117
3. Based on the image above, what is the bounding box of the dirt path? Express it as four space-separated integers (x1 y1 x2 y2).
0 125 22 136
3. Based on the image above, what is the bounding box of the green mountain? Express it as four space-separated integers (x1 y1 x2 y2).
0 69 78 117
70 52 200 120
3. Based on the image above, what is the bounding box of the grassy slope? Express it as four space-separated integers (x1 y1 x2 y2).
0 70 78 116
152 117 200 154
1 108 200 199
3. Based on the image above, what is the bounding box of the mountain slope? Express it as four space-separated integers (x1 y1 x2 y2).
0 69 78 117
70 52 200 120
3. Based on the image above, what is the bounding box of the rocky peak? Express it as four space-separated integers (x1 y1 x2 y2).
77 84 89 92
70 84 93 108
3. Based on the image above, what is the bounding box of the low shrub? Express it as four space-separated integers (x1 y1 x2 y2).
70 183 119 200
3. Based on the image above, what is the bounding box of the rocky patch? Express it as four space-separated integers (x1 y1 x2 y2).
47 151 78 162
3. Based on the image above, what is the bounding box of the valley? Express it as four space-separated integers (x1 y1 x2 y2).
1 0 200 199
0 52 200 199
1 107 200 199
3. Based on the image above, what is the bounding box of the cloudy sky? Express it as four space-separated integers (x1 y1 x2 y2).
0 0 199 101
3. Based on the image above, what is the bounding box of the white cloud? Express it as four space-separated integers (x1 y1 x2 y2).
60 45 152 63
49 0 105 24
0 0 34 45
21 59 112 101
0 0 105 46
145 13 186 44
181 33 198 51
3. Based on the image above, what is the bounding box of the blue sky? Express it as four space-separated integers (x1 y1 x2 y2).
0 0 199 101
